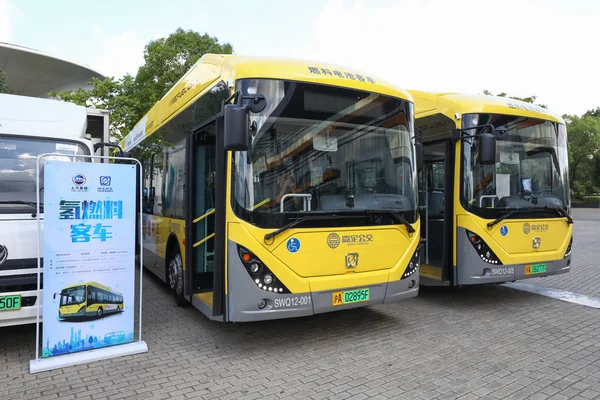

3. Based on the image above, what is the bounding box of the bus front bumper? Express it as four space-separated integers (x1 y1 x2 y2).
457 227 572 285
226 241 419 322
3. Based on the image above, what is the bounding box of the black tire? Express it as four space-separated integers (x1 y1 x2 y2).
97 307 103 318
167 248 186 307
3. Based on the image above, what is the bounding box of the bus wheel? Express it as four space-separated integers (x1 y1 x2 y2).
97 307 103 318
168 250 186 307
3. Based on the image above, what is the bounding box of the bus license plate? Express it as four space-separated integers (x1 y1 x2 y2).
0 295 22 312
525 264 546 275
332 289 370 306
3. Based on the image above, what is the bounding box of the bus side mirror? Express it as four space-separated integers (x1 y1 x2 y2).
415 142 424 172
478 133 496 165
224 104 249 151
53 293 56 300
224 94 267 152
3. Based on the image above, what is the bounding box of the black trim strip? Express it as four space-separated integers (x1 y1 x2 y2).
184 132 194 299
443 140 455 284
212 115 226 320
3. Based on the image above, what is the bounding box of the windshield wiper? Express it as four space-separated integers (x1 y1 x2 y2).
0 200 42 210
364 209 416 234
263 214 359 242
487 207 572 229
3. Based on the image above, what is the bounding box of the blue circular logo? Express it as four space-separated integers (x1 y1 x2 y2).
286 238 300 253
500 225 509 236
72 174 86 185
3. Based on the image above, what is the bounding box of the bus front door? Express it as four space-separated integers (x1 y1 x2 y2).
419 140 454 285
186 122 217 307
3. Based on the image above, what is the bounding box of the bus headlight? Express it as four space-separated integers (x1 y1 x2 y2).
564 236 573 258
237 245 290 294
466 230 503 265
250 263 261 274
402 246 420 279
263 274 274 285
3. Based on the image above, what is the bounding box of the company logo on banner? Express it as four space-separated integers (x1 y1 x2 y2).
42 161 136 358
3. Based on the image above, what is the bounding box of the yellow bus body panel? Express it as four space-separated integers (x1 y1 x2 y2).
409 90 564 124
228 216 420 293
121 54 413 151
457 214 572 265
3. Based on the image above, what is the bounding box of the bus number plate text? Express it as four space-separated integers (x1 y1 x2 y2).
332 289 370 306
525 264 546 275
0 295 22 312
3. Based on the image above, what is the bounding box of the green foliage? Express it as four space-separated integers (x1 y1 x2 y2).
135 28 233 116
0 70 12 94
563 113 600 196
50 27 233 157
482 89 547 109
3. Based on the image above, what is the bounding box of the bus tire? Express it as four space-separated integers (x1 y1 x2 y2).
167 248 186 307
97 307 103 318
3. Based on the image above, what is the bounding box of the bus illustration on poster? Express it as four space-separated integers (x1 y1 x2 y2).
41 161 136 358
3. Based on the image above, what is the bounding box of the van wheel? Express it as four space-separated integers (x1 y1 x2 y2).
97 307 103 318
168 250 186 306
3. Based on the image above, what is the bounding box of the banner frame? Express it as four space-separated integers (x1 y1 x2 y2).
30 153 147 374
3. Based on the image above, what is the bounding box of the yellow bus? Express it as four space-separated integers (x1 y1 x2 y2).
56 281 124 319
409 91 572 286
122 54 421 322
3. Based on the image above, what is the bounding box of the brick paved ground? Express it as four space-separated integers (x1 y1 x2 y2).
527 208 600 298
1 211 599 400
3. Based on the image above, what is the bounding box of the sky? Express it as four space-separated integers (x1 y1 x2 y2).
1 0 599 116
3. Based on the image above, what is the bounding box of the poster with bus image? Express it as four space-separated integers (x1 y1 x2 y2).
41 161 136 358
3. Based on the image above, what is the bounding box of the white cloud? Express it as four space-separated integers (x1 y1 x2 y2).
309 0 600 115
0 0 21 42
91 24 103 34
89 30 146 78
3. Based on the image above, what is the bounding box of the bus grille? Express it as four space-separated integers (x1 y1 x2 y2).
0 258 43 271
0 274 43 291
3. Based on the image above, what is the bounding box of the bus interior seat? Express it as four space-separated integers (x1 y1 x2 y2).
428 191 444 219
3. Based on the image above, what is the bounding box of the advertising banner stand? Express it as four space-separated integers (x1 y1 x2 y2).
30 154 148 374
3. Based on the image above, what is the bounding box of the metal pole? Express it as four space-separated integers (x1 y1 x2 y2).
138 165 143 343
34 157 42 362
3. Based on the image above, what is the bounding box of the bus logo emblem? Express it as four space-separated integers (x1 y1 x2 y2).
523 223 531 234
345 253 359 268
327 233 340 249
532 237 541 249
500 225 509 236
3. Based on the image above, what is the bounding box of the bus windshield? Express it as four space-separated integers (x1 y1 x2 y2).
462 114 570 218
232 79 417 228
60 286 86 306
0 136 89 213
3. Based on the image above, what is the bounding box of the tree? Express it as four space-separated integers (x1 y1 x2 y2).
563 114 600 195
50 28 233 148
584 107 600 118
0 70 11 94
482 89 547 109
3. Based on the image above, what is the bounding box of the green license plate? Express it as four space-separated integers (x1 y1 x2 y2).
332 288 370 306
0 295 22 311
525 264 546 275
